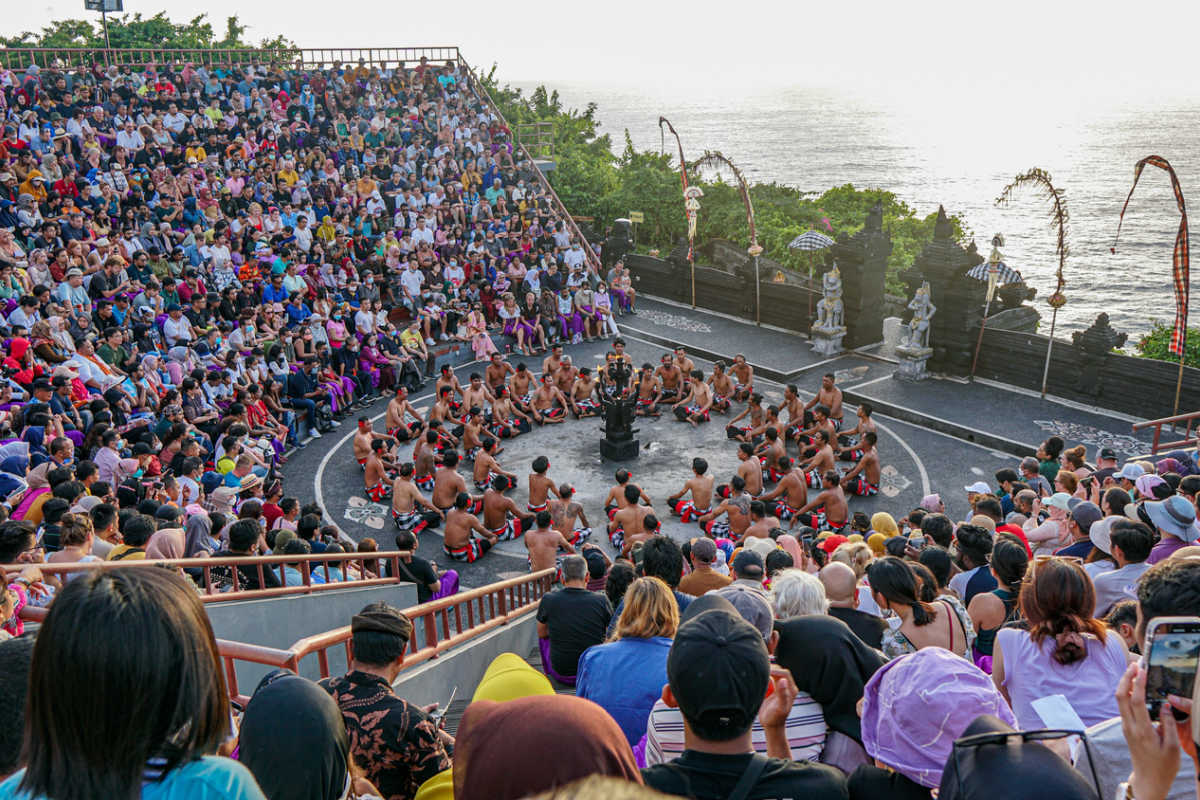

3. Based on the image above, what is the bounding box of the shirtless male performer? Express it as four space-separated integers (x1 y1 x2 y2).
569 368 601 418
673 347 695 376
472 437 517 491
442 491 499 563
526 510 575 575
698 475 752 540
363 439 393 502
840 432 881 496
668 457 714 523
655 353 684 404
602 468 652 520
795 405 838 454
634 363 662 417
754 427 787 483
482 473 535 542
759 456 809 524
554 356 579 396
460 408 488 461
726 393 764 441
435 365 464 415
549 484 592 546
800 430 838 489
412 430 441 491
837 402 877 460
490 387 533 438
529 375 568 424
527 455 558 512
432 451 482 513
609 484 660 554
780 385 806 442
672 370 713 426
354 417 397 469
385 387 425 442
510 362 536 413
390 463 444 532
541 344 565 378
803 372 844 430
742 500 783 540
792 470 849 532
484 351 515 395
461 373 495 417
707 362 735 414
730 353 754 402
717 443 764 499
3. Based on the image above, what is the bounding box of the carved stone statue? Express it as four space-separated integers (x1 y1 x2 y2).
599 357 639 460
902 281 936 351
814 265 845 332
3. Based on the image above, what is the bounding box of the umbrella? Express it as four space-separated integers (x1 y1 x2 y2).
966 261 1023 284
788 230 835 251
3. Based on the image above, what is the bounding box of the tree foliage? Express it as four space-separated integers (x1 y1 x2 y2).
1136 322 1200 369
0 12 294 51
482 69 967 294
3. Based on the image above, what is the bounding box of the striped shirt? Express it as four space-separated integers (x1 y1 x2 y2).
644 692 827 765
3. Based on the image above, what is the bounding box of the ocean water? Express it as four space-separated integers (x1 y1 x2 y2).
517 81 1200 340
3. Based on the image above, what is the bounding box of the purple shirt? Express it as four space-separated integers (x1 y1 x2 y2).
1147 534 1189 565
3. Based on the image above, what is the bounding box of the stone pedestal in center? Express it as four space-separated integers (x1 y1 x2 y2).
810 326 847 357
895 345 933 381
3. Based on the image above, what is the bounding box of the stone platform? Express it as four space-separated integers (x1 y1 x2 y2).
284 297 1161 593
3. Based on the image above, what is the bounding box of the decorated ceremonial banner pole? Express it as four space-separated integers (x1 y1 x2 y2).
1111 155 1190 419
970 234 1005 378
659 117 697 307
996 168 1070 399
689 151 762 323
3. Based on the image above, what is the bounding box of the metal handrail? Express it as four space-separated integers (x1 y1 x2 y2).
1132 410 1200 455
9 550 412 621
215 568 555 703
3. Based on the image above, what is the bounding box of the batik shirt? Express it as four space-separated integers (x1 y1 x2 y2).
320 670 450 800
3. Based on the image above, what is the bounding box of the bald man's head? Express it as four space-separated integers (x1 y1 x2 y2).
819 561 859 608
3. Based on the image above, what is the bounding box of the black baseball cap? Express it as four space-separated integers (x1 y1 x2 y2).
731 549 764 580
666 594 769 738
1099 447 1118 461
583 549 607 579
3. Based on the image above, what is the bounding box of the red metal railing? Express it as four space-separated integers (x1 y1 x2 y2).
8 550 411 623
215 568 555 704
1132 411 1200 455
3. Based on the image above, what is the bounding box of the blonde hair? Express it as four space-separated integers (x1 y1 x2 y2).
831 542 873 578
1055 469 1078 494
613 577 678 641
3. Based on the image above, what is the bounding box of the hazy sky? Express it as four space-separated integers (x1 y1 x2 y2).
3 0 1198 98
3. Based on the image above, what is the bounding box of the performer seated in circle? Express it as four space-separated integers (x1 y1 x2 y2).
837 402 877 460
363 439 393 502
443 491 499 562
472 437 517 492
526 510 575 575
654 353 684 403
791 470 849 532
482 473 535 542
717 443 764 499
707 362 734 414
390 463 444 533
840 432 881 497
510 362 537 414
726 392 765 441
759 456 808 523
435 365 465 415
634 363 663 417
461 372 495 418
603 468 651 520
460 407 488 462
490 386 533 438
485 351 516 395
672 370 713 426
385 387 425 442
741 500 782 541
795 404 838 454
781 385 805 441
673 347 696 376
411 430 441 492
432 451 482 514
549 484 593 546
569 367 601 418
527 455 558 513
730 353 754 402
668 457 714 523
609 484 661 554
799 430 837 489
529 375 568 424
803 372 845 431
698 475 752 540
354 417 397 469
754 427 786 483
744 404 782 447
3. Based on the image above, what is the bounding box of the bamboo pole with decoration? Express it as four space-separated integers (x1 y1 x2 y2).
659 117 697 307
1111 156 1191 420
969 234 1006 378
996 169 1070 399
688 151 762 323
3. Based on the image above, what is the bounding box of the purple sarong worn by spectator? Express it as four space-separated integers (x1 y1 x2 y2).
432 569 459 600
538 636 577 686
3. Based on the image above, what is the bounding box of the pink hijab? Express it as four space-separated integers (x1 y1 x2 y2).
777 534 806 570
146 528 186 559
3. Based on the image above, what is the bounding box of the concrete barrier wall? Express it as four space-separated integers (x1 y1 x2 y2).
391 613 538 706
206 582 418 690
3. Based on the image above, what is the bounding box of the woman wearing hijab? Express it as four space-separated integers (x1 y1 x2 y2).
453 694 642 800
239 672 382 800
849 648 1017 799
869 512 899 539
184 510 221 558
774 614 888 773
577 576 678 747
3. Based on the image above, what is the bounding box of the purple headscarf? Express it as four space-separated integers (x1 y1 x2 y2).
861 648 1017 788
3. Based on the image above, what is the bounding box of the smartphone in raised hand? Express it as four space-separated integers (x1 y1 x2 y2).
1144 616 1200 716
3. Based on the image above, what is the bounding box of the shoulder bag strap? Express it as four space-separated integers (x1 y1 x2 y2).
728 754 771 800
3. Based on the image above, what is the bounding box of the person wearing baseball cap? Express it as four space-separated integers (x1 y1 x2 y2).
1054 500 1103 559
1092 447 1120 482
1115 462 1145 492
642 594 846 797
678 537 732 596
